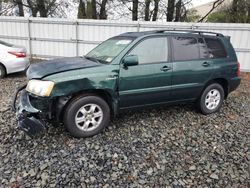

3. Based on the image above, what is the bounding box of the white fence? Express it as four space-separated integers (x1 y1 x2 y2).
0 16 249 71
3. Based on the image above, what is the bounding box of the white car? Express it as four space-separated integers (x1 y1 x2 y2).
0 40 30 78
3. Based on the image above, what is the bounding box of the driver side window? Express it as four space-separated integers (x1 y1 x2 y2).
128 37 168 64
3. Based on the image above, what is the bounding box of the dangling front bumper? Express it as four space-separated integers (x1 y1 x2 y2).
12 87 46 137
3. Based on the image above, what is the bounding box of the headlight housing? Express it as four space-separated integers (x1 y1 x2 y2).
26 80 54 97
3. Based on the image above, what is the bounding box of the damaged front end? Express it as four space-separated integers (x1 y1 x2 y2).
12 86 47 137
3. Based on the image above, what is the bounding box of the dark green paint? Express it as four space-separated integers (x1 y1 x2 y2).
32 31 240 117
122 55 139 67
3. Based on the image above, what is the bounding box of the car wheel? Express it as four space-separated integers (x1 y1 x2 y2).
0 64 6 78
198 83 225 115
64 95 110 138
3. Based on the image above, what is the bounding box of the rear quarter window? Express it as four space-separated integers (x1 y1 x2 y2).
204 38 227 59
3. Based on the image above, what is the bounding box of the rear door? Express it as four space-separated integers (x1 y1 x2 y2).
119 36 172 108
171 36 214 101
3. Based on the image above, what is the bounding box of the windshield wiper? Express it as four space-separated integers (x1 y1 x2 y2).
85 56 108 64
84 56 100 63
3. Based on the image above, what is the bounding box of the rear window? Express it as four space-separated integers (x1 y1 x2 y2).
172 37 200 61
204 38 227 59
0 40 13 47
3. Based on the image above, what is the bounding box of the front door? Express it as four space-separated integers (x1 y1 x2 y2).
119 36 172 108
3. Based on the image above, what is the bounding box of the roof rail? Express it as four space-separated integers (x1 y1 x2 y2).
155 29 224 37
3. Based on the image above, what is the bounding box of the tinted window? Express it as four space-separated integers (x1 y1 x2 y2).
128 37 168 64
172 37 199 61
198 38 209 59
204 38 227 58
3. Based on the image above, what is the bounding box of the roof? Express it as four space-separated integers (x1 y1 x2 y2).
118 30 159 38
118 30 224 38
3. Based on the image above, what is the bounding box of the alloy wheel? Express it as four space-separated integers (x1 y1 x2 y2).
75 103 103 132
205 89 221 110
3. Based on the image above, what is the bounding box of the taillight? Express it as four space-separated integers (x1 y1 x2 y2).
8 51 26 58
237 61 240 77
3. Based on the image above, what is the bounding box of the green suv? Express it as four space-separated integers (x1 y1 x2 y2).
13 30 241 138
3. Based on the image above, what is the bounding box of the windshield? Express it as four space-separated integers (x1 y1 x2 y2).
85 37 133 63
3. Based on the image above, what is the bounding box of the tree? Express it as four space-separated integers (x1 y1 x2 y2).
78 0 109 19
174 0 181 21
132 0 138 20
198 0 225 22
207 10 228 23
152 0 159 21
78 0 87 19
184 9 200 22
91 0 97 19
167 0 175 21
25 0 59 17
14 0 24 16
99 0 108 19
27 0 38 16
144 0 150 21
37 0 48 17
207 0 250 23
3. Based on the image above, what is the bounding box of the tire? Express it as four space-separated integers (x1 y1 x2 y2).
198 83 225 115
64 95 110 138
0 64 6 78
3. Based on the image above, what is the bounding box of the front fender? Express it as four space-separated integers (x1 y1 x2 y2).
44 65 120 116
45 65 119 98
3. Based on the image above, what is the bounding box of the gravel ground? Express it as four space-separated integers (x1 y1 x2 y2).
0 71 249 187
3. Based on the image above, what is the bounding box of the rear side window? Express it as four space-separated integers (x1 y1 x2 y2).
204 38 227 59
198 38 210 59
128 37 168 64
172 37 199 61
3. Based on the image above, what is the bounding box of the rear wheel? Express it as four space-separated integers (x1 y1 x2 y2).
198 83 225 115
0 64 6 78
64 95 110 138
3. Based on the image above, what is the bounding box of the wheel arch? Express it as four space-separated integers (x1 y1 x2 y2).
56 89 117 122
204 78 229 99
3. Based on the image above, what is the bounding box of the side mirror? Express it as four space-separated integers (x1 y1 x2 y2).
123 55 138 67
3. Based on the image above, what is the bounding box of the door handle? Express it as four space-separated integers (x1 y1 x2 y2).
202 62 210 67
160 66 172 72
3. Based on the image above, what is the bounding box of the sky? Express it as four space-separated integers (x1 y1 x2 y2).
191 0 215 6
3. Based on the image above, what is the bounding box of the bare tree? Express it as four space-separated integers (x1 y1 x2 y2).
152 0 159 21
99 0 108 19
144 0 150 21
91 0 97 19
78 0 87 19
27 0 38 16
132 0 138 20
198 0 225 22
167 0 175 21
248 1 250 22
175 0 181 21
14 0 24 16
37 0 47 17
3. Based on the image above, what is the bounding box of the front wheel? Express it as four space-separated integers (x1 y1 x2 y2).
64 95 110 138
198 83 225 115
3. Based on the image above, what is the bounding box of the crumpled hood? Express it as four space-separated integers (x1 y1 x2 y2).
26 57 102 79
